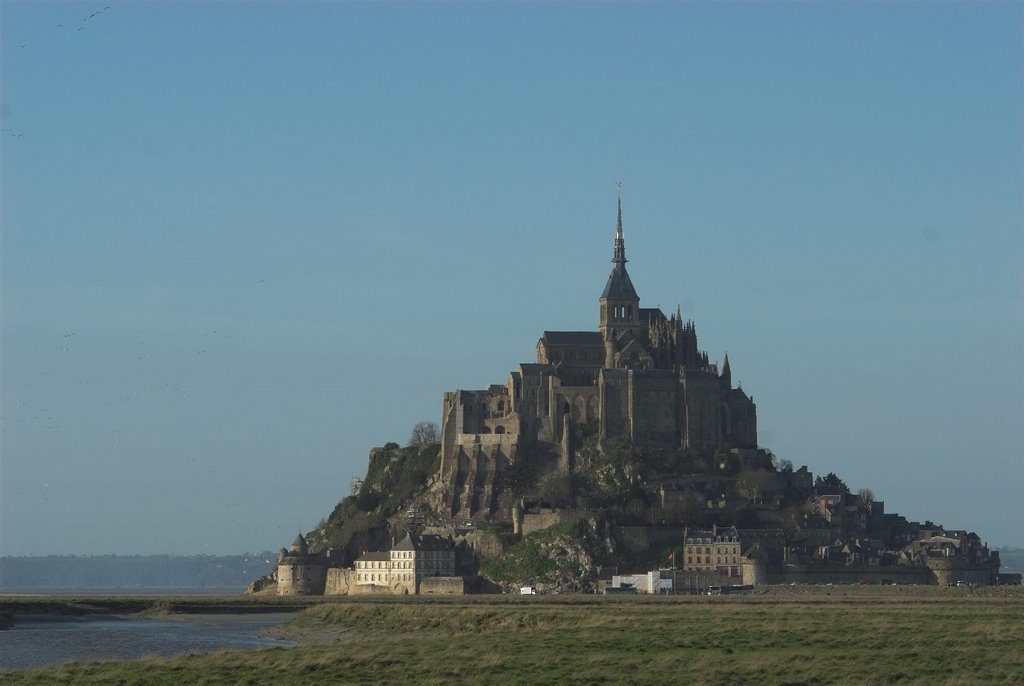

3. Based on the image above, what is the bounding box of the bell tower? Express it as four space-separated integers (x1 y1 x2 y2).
599 183 641 351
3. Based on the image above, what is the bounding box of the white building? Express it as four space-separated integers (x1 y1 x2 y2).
354 533 456 594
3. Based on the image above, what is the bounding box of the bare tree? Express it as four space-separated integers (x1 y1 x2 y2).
408 421 440 446
737 466 774 504
857 488 875 509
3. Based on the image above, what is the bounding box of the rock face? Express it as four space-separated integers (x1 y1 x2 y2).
245 574 277 595
480 519 606 594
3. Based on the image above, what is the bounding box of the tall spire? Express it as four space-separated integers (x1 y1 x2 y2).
613 181 626 264
600 181 640 302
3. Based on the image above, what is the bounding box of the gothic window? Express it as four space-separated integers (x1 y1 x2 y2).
627 305 632 318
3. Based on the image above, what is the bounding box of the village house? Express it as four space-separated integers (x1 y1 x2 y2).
353 533 457 594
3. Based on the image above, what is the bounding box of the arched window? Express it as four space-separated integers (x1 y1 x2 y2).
495 426 505 434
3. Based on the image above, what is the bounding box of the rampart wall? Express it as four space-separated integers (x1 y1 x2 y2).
420 576 465 595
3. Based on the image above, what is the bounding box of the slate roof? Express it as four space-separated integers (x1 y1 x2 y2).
519 363 555 375
392 533 454 552
541 331 604 347
600 263 639 300
356 552 391 562
288 532 308 555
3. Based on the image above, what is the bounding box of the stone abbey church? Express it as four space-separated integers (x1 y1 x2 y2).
438 198 758 518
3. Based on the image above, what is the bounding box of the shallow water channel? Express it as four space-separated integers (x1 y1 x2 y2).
0 612 296 670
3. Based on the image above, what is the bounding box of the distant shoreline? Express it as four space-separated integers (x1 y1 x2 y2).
0 587 248 597
0 594 317 631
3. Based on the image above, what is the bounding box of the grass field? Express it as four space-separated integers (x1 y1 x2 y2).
2 586 1022 685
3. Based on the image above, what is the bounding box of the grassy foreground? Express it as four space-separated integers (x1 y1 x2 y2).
3 586 1023 685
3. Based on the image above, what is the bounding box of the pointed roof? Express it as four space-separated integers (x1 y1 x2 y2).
289 532 308 555
392 533 454 552
601 263 639 301
601 190 639 301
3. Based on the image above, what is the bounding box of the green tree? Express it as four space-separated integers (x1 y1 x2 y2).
815 472 849 494
501 459 538 496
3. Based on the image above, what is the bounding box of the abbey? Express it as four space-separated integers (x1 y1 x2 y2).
439 197 758 518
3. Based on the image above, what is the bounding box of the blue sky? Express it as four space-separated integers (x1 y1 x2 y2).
2 2 1021 555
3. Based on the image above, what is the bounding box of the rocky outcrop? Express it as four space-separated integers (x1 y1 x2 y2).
245 573 277 595
480 518 608 594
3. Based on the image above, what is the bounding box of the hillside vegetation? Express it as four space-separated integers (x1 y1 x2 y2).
305 443 440 557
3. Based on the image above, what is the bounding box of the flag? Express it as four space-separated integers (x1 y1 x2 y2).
667 551 675 561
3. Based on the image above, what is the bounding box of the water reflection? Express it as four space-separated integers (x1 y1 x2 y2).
0 614 295 670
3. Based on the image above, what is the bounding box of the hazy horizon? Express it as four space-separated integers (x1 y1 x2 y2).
2 2 1021 556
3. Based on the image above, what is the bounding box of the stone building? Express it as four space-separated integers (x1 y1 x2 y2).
440 195 758 520
353 533 457 595
353 551 392 590
683 526 743 577
276 532 328 596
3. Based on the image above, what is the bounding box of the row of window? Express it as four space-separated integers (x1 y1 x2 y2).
685 556 739 565
357 572 414 583
685 546 740 555
609 304 633 320
360 559 451 571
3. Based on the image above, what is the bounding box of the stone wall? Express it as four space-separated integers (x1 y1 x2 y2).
631 371 681 448
446 441 517 519
420 576 465 595
522 510 571 536
276 559 328 596
680 371 720 451
347 582 393 596
324 568 352 596
457 530 507 559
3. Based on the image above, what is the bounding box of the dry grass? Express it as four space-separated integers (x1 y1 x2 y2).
2 586 1022 684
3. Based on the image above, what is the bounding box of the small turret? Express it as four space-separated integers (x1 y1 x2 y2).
289 532 308 556
721 352 732 387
